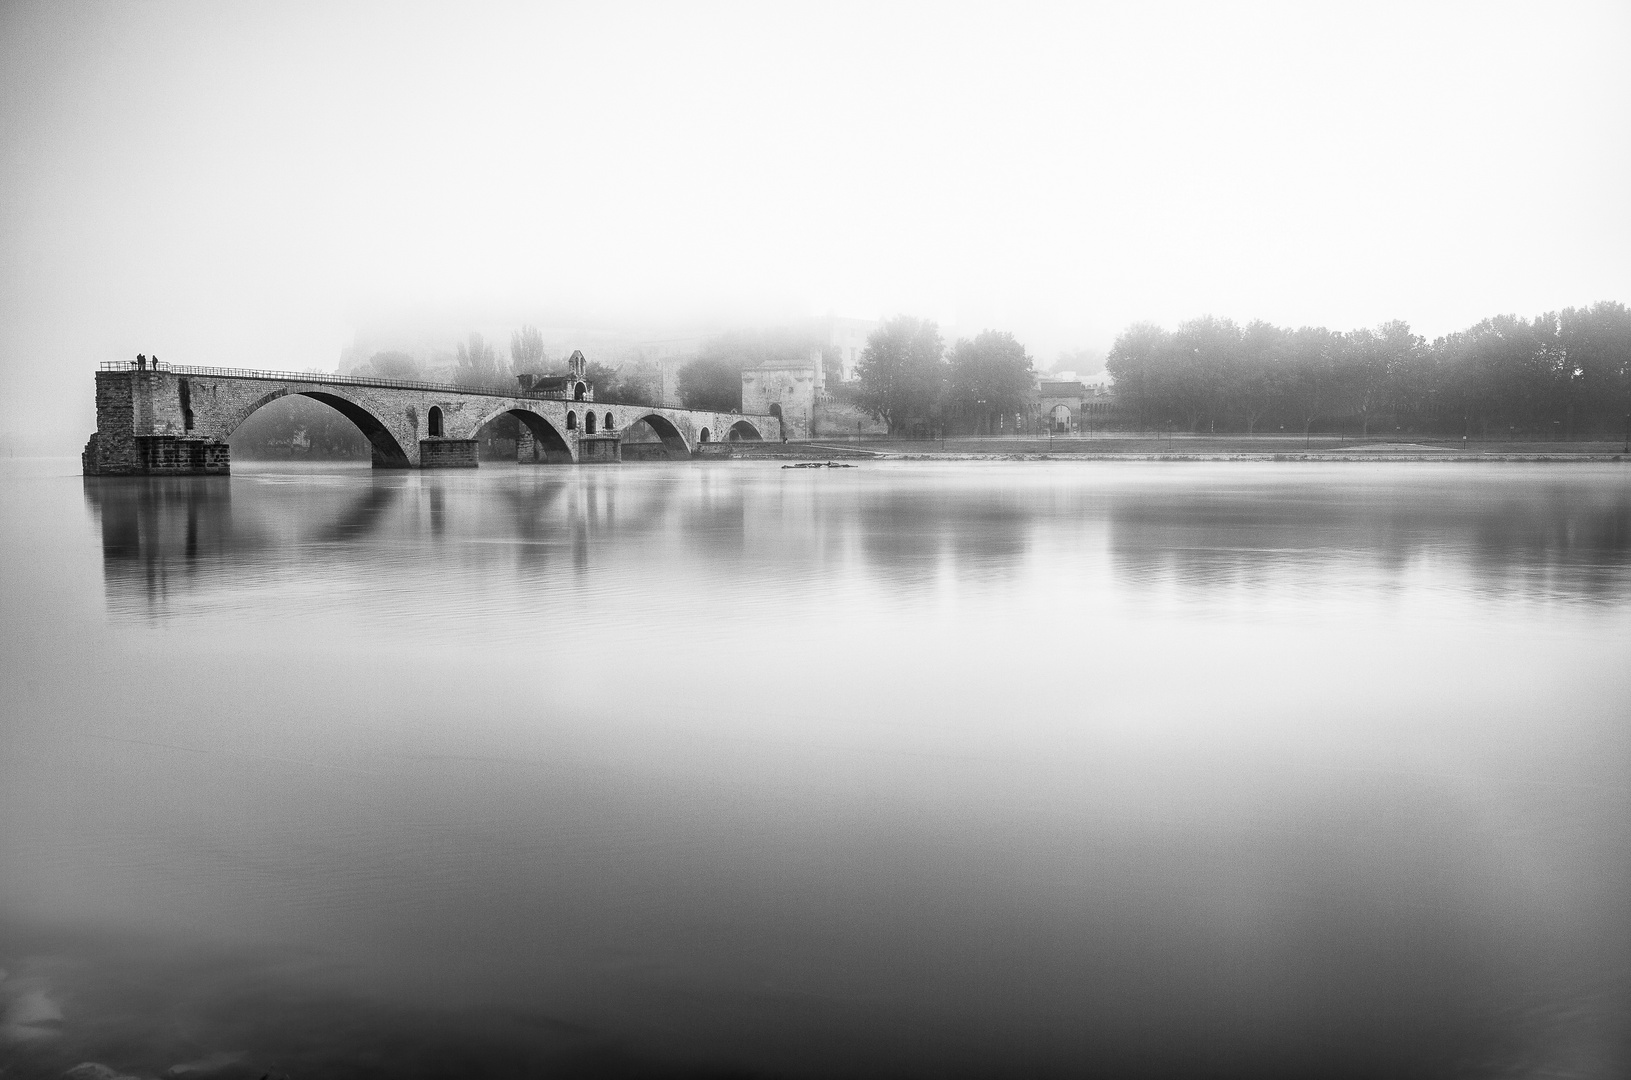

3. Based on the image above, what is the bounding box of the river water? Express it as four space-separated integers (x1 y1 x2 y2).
2 459 1628 1078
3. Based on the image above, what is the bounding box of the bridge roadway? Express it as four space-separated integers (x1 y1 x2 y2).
83 362 777 474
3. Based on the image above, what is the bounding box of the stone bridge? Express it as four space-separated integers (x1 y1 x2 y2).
83 362 778 474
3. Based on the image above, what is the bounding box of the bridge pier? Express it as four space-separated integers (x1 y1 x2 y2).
419 438 479 468
83 432 231 475
577 432 622 463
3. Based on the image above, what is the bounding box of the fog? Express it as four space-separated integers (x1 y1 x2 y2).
2 1 1629 446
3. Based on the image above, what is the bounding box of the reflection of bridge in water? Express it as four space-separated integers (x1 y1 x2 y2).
83 361 777 474
81 467 759 620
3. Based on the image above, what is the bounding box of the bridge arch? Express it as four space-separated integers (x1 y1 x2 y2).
623 413 691 459
727 419 764 442
225 387 412 468
470 406 574 463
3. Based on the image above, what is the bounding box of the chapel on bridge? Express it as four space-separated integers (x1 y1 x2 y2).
515 349 594 402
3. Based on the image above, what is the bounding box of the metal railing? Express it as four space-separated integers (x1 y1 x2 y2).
95 359 777 419
99 360 517 398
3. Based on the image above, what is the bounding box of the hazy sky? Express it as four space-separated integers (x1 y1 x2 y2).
3 1 1629 450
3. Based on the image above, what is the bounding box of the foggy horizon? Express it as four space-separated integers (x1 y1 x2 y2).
4 1 1630 452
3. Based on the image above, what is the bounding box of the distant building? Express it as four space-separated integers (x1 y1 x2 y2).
820 316 877 383
658 360 681 407
516 349 595 402
740 345 892 440
741 353 822 439
1034 378 1116 433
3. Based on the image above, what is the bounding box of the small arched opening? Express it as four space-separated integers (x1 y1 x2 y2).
566 411 577 431
769 402 783 421
585 412 597 434
603 411 614 430
699 428 711 443
574 382 587 401
1050 404 1071 433
428 406 445 437
727 420 763 442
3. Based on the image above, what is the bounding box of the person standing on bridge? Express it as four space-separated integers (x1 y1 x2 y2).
135 353 146 371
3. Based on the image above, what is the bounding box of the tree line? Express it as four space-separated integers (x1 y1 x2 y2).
675 316 1036 435
1107 302 1631 437
852 318 1036 436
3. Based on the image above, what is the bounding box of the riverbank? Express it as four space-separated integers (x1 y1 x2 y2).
740 435 1631 463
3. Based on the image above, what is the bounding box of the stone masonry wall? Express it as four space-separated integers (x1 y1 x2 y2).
419 439 479 468
742 367 814 439
88 373 139 474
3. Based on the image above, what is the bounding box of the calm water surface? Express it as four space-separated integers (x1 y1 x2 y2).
2 459 1629 1078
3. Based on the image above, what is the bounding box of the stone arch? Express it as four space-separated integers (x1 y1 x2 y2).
699 427 711 443
769 402 783 421
603 411 614 430
727 419 763 442
574 382 587 401
625 413 691 459
567 410 577 430
585 412 597 434
428 405 445 436
225 387 412 468
469 407 575 464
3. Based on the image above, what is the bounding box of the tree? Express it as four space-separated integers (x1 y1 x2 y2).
1105 322 1171 429
509 325 548 375
1233 321 1288 434
1558 302 1631 433
354 350 421 381
604 364 660 404
947 330 1033 434
1171 316 1242 431
1285 326 1337 439
677 356 743 411
456 332 509 390
855 316 946 434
